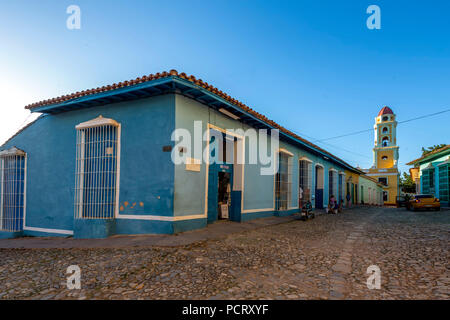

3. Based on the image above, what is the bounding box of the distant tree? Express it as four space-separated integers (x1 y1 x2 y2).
400 172 416 193
421 144 447 157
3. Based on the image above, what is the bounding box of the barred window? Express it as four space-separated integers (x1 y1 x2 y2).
438 163 449 204
338 174 344 203
299 159 312 207
276 151 292 210
74 116 120 219
0 148 26 232
328 170 338 199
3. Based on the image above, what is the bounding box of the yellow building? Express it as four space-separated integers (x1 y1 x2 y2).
344 169 360 205
409 167 420 194
362 106 400 205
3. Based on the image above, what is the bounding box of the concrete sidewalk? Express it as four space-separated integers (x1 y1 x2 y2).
0 215 298 249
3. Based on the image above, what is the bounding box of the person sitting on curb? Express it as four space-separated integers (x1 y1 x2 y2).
327 195 337 214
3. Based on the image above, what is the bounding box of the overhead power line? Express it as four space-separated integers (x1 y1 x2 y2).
284 126 372 162
312 108 450 143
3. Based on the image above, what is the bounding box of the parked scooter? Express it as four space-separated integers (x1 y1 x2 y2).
301 201 315 221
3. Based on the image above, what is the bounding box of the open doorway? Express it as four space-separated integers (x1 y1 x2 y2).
207 127 243 224
218 171 231 220
315 165 324 209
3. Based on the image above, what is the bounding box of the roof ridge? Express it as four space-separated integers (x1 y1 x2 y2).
24 69 361 172
406 144 450 165
1 115 45 148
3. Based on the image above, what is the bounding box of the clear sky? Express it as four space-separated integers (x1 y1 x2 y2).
1 0 449 174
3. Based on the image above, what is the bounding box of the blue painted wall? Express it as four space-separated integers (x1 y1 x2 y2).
1 95 176 236
1 91 353 238
419 152 449 199
173 94 348 221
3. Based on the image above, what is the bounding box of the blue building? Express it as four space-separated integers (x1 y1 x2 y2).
0 70 363 239
407 145 450 207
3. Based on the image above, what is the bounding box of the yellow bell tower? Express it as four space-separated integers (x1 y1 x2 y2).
363 106 400 205
373 106 399 169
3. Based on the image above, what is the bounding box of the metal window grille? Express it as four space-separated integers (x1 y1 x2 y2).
74 117 120 219
276 152 292 210
422 168 435 194
338 174 343 203
334 172 338 199
0 149 26 232
316 166 324 189
429 168 435 191
299 160 312 207
438 164 449 204
328 170 337 198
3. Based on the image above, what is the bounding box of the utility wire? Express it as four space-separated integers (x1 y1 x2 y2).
312 108 450 143
281 107 450 166
284 126 372 161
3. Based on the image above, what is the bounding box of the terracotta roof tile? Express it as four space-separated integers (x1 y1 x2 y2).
378 106 394 116
406 144 450 165
24 69 361 172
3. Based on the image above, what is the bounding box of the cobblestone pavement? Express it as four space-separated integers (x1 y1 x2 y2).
0 207 448 300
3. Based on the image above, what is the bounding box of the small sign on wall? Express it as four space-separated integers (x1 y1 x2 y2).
220 204 229 219
186 157 201 172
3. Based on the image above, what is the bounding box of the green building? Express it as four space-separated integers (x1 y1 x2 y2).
407 145 450 207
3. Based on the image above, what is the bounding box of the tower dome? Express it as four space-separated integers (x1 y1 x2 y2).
378 106 394 116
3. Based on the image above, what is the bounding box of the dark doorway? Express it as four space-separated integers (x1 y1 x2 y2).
207 164 233 223
218 171 231 220
315 165 324 209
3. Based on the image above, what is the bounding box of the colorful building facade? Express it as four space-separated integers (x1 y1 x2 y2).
0 70 369 239
344 169 360 206
363 106 400 205
409 167 420 194
359 174 384 205
406 145 450 207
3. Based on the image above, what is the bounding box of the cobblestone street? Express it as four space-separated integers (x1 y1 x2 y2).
0 207 448 300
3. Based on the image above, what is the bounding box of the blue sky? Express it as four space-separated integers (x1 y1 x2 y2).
0 0 449 174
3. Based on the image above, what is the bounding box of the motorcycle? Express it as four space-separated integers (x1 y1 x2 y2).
300 201 315 221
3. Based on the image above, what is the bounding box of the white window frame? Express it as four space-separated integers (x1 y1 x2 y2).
0 147 27 232
74 116 121 219
329 168 338 199
299 158 313 206
315 164 325 189
276 149 293 211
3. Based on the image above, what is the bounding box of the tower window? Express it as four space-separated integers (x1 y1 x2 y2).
382 137 389 147
382 116 388 121
382 156 388 160
378 177 388 186
382 127 388 133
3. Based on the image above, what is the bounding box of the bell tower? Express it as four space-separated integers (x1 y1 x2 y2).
364 106 400 206
372 106 399 169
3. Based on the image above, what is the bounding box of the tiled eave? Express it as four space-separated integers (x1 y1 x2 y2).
25 72 362 173
406 145 450 166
